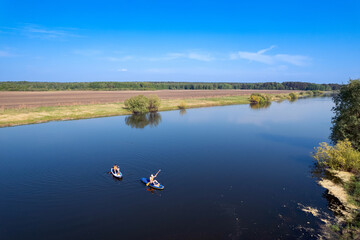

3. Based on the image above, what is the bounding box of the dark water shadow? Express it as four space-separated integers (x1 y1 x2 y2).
249 102 271 110
125 112 162 129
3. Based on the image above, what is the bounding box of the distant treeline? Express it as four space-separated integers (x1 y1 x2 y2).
0 81 341 91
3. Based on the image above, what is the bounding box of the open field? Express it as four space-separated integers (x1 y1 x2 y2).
0 90 306 127
0 90 299 109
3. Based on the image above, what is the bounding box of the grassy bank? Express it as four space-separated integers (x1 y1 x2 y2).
0 92 312 127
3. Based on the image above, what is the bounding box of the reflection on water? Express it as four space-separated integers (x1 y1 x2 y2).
249 102 271 110
125 112 162 129
179 109 187 116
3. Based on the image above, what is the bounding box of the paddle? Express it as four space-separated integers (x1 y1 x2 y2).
146 169 161 186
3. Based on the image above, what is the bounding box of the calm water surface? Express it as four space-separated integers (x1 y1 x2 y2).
0 98 334 239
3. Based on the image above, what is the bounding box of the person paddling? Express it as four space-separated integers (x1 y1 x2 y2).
147 170 161 187
113 165 120 174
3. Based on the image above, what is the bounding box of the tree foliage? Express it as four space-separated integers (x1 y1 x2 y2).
288 92 298 101
124 94 161 114
124 95 150 114
178 100 187 109
148 95 161 112
249 93 270 104
331 79 360 150
312 139 360 173
0 81 341 91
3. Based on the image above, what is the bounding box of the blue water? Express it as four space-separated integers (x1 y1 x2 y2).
0 98 334 239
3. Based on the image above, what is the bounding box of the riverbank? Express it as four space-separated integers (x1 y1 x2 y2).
0 92 312 127
315 170 360 239
0 89 300 108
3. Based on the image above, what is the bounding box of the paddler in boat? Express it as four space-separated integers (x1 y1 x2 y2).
149 170 161 187
113 165 120 174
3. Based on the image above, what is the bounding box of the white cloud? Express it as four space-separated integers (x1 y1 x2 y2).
168 52 214 61
117 68 128 72
147 51 215 62
1 24 81 39
187 52 214 61
23 25 81 39
275 54 309 66
231 46 310 66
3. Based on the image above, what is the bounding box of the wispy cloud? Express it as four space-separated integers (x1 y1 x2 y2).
147 51 215 62
117 68 128 72
24 24 81 39
0 24 81 39
231 46 310 66
169 52 214 61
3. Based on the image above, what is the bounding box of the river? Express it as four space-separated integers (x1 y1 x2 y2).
0 97 335 239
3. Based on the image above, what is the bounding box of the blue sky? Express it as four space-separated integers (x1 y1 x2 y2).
0 0 359 83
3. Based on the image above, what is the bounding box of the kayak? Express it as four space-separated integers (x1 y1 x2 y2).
141 178 164 190
111 167 123 178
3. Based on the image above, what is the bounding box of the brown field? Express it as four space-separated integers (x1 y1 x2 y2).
0 90 298 109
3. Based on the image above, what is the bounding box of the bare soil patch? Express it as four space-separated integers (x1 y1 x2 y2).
0 90 297 109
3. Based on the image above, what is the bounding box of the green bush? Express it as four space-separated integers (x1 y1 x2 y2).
312 139 360 173
312 90 323 96
178 100 187 109
288 92 298 101
124 95 150 114
249 93 270 104
148 94 161 112
305 91 314 96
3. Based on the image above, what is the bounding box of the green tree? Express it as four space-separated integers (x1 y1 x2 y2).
148 94 161 112
124 95 149 114
331 79 360 150
249 93 270 104
288 92 298 101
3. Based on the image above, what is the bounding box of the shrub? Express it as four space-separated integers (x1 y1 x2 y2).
305 91 314 96
312 90 323 96
312 139 360 173
148 94 161 112
124 95 150 114
178 100 187 109
289 92 298 101
249 93 270 104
